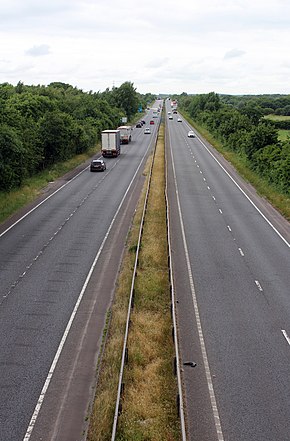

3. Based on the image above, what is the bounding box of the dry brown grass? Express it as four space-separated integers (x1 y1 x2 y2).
87 123 180 441
116 124 180 441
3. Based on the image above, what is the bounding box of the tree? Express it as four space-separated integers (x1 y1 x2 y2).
111 82 139 120
0 124 26 190
39 110 77 165
243 122 278 160
239 101 263 125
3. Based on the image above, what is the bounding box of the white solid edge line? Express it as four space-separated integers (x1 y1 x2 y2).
168 126 225 441
23 142 153 441
165 126 187 441
282 330 290 346
194 133 289 248
0 164 93 239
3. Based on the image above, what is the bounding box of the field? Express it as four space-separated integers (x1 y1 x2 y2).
264 114 290 141
264 114 290 121
278 130 290 141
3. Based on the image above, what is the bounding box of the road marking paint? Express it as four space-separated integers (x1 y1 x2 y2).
255 280 263 291
169 140 225 441
22 136 154 441
238 248 244 256
0 163 91 239
281 330 290 346
195 135 290 248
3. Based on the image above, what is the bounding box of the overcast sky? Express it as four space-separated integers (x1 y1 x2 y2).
0 0 289 95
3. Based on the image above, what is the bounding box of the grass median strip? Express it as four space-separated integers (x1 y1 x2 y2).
87 123 180 441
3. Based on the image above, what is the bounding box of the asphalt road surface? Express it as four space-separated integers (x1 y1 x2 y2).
166 101 290 441
0 106 161 441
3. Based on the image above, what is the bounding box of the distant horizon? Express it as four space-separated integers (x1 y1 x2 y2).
2 80 290 98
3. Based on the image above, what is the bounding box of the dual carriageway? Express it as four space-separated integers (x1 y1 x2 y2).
0 101 289 441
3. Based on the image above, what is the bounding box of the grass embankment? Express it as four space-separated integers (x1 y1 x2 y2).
87 123 180 441
179 111 290 220
0 147 97 224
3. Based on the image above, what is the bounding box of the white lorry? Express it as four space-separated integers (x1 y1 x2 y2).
117 126 132 144
101 130 121 157
151 107 159 118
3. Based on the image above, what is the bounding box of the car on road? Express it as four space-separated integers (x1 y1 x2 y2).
177 118 182 122
90 159 106 172
144 128 151 134
168 115 173 120
150 120 154 125
188 130 195 138
136 123 142 128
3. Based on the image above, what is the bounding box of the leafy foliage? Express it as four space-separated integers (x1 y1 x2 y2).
178 92 290 195
0 81 150 191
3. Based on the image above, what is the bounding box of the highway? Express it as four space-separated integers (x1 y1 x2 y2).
0 108 160 441
165 100 290 441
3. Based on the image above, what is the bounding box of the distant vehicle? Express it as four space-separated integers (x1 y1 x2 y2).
117 126 132 144
168 111 171 114
188 130 195 138
101 130 121 157
90 159 106 172
177 118 182 122
136 123 142 128
144 128 151 134
168 115 173 120
173 109 177 114
141 120 146 124
150 120 154 125
152 107 158 118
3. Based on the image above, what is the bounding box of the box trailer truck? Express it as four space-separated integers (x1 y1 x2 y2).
101 130 121 157
117 125 132 144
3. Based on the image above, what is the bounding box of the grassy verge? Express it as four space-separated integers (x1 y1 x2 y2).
0 146 97 224
87 123 180 441
179 111 290 220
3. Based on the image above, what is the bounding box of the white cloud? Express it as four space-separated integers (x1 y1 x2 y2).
224 49 246 60
0 0 290 94
26 44 50 57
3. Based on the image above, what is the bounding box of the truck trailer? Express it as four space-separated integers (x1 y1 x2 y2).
117 125 132 144
101 130 121 157
151 107 158 118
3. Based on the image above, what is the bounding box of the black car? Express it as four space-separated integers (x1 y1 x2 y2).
90 159 106 172
136 123 142 128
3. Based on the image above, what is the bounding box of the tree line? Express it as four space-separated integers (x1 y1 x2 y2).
178 92 290 195
0 81 155 192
